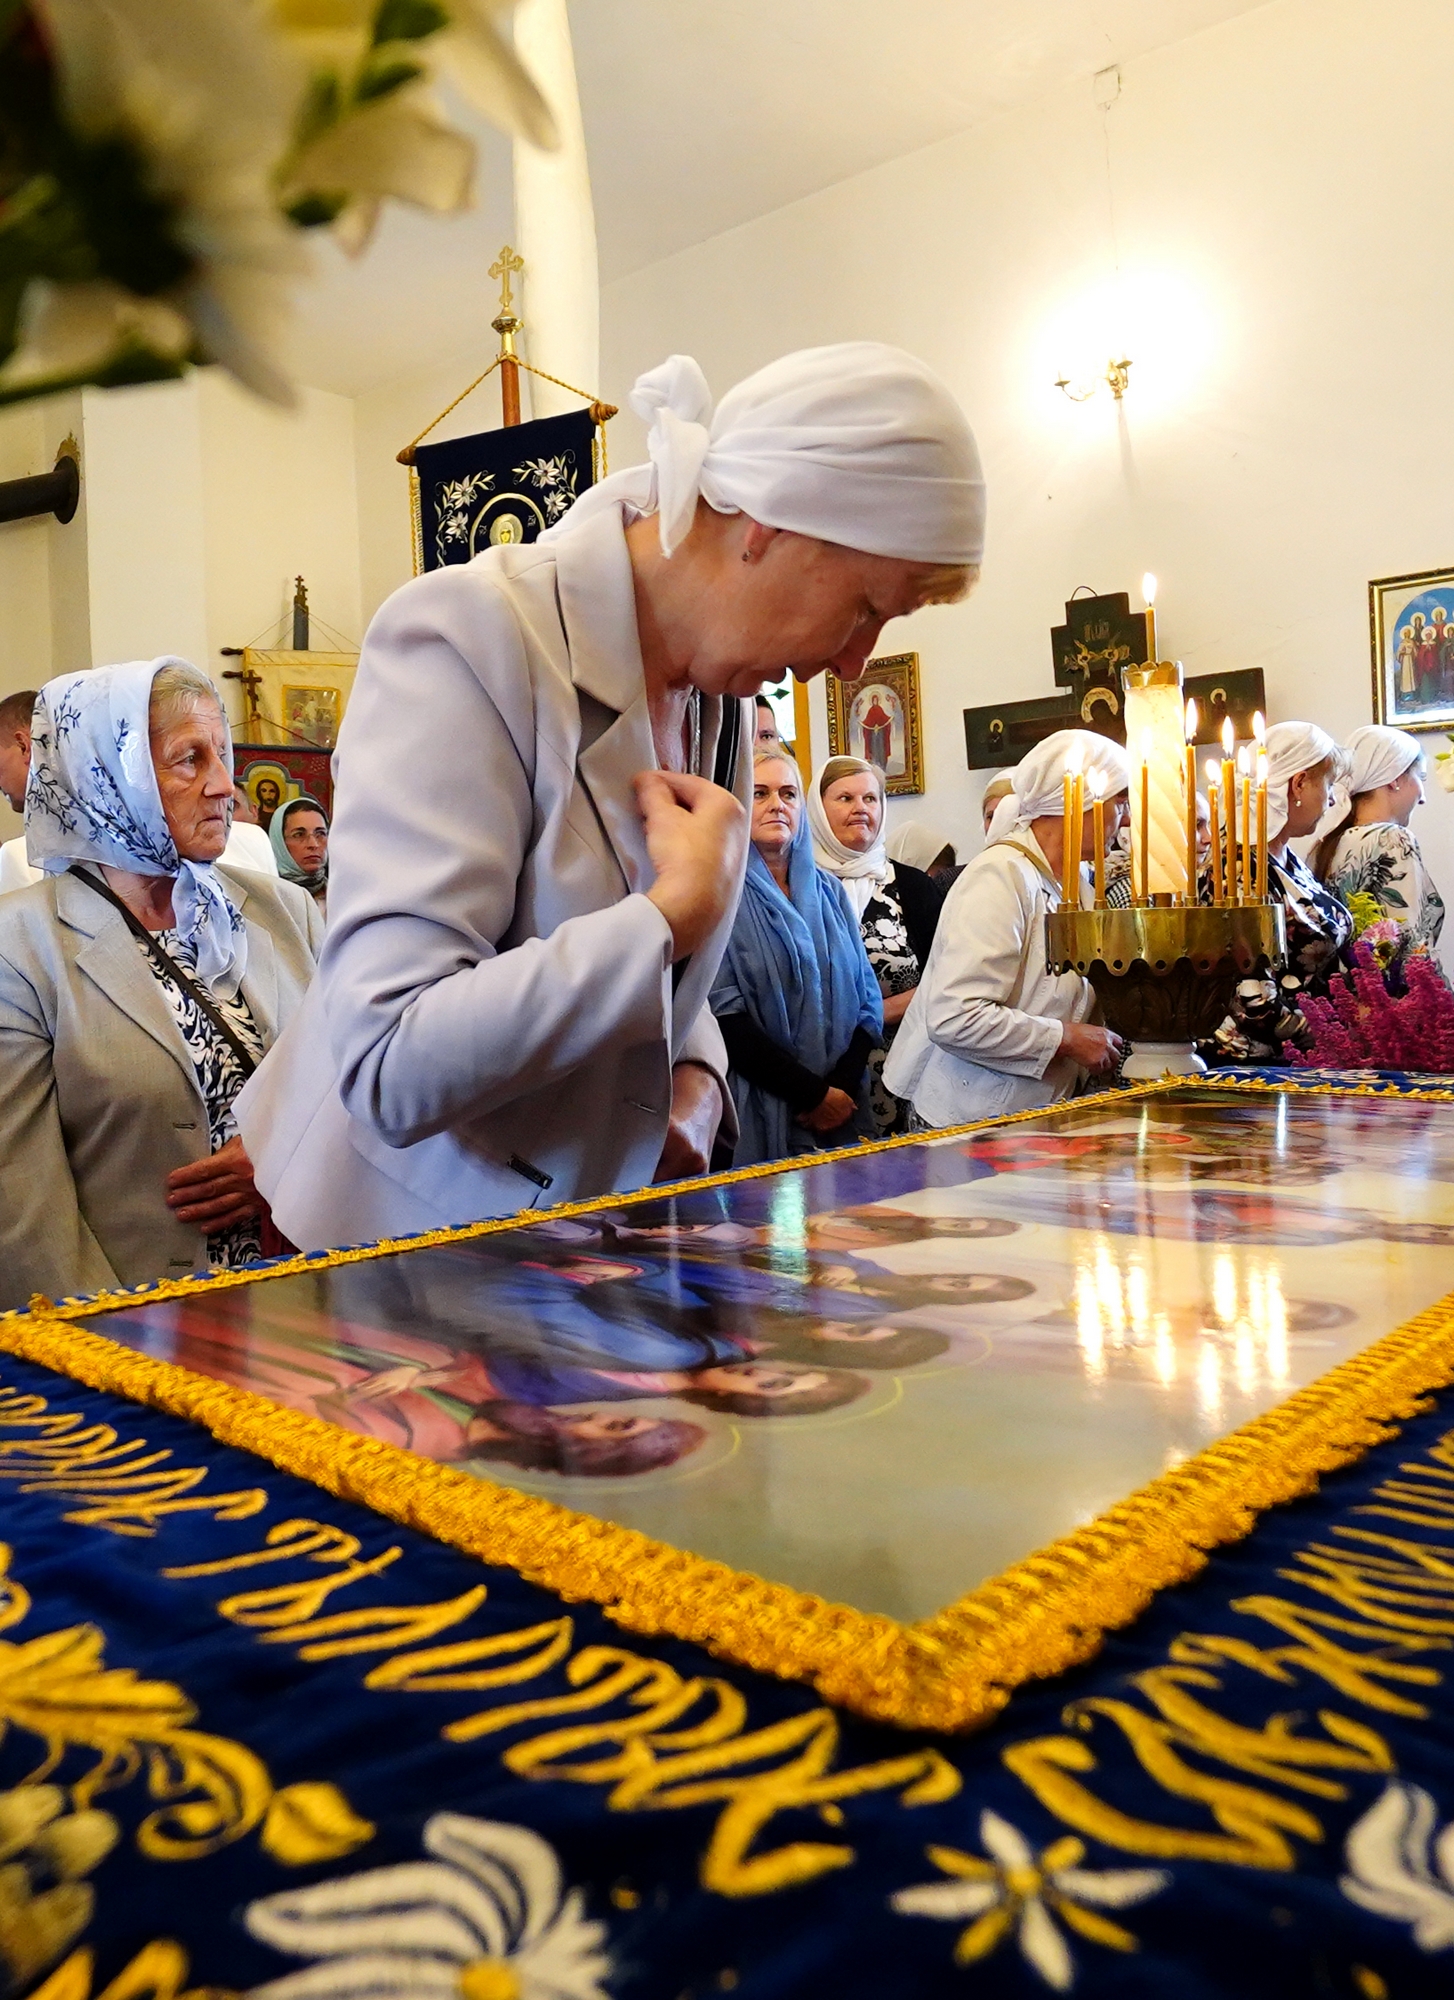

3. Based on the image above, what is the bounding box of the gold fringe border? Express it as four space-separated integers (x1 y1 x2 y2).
3 1071 1453 1735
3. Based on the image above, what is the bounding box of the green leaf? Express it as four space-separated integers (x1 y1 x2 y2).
355 54 423 101
372 0 448 45
291 70 343 152
0 335 195 409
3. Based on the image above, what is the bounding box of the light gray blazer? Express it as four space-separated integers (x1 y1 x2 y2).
237 502 752 1251
0 865 322 1311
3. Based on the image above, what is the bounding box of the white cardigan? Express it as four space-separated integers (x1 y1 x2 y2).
882 834 1094 1127
238 503 749 1250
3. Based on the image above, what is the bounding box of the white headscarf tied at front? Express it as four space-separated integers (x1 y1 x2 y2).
1262 720 1339 842
543 342 987 565
1000 730 1133 834
26 660 248 996
807 758 891 918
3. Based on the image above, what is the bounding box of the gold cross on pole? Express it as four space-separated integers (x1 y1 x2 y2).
489 245 524 318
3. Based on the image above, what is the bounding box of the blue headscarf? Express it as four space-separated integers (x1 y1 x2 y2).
269 791 329 892
26 661 248 995
711 802 882 1165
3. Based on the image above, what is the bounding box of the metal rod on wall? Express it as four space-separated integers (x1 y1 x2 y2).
0 442 80 527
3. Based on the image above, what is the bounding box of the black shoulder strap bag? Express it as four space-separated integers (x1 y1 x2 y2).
71 866 260 1079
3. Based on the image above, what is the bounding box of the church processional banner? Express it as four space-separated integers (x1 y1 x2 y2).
412 408 598 573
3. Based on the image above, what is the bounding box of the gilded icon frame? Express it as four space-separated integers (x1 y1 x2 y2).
825 652 924 795
1369 564 1454 731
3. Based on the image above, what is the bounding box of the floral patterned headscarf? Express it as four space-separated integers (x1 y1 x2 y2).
26 661 248 994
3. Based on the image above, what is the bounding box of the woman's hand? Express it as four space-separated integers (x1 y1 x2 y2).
654 1062 724 1181
796 1085 856 1135
636 770 747 961
165 1135 265 1233
881 987 916 1026
1058 1021 1125 1074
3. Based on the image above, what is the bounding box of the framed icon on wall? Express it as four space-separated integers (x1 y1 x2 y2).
1370 564 1454 730
824 652 925 795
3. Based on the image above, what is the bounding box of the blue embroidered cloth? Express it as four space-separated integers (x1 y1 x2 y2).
0 1343 1450 1998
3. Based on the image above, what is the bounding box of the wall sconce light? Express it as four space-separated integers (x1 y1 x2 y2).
1054 357 1132 402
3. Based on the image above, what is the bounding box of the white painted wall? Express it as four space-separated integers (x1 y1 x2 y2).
595 0 1454 965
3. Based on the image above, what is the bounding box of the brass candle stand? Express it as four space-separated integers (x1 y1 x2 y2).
1046 904 1286 1078
1044 655 1286 1079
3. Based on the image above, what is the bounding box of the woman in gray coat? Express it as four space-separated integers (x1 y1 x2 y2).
0 659 321 1310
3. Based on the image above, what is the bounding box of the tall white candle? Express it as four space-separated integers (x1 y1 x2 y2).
1122 662 1189 898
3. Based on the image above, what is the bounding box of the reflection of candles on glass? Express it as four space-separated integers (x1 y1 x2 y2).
1237 746 1253 903
1256 749 1269 899
1141 572 1158 662
1139 729 1151 906
1061 741 1085 907
1184 698 1199 902
1088 768 1107 907
1205 756 1224 903
1252 711 1268 900
1220 717 1236 910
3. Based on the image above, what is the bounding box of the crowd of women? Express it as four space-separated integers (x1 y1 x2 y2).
0 336 1443 1315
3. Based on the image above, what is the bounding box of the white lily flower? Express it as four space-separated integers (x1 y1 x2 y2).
244 1810 611 2000
276 0 555 250
25 0 305 403
1342 1781 1454 1951
892 1810 1169 1991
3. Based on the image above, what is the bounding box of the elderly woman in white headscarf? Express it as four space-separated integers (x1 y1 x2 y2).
1259 720 1354 987
1310 724 1444 956
808 756 944 1130
238 343 985 1249
884 730 1130 1127
0 661 322 1309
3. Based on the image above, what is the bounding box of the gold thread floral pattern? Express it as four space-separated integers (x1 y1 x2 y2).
891 1814 1168 1989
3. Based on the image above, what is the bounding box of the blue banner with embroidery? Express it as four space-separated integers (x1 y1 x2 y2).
0 1349 1452 1998
414 409 597 569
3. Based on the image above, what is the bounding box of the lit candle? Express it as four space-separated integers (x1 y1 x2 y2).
1237 746 1252 903
1220 717 1236 914
1141 572 1158 662
1256 747 1269 900
1122 662 1190 898
1061 744 1085 907
1139 729 1151 906
1184 697 1199 903
1089 768 1107 907
1205 757 1224 903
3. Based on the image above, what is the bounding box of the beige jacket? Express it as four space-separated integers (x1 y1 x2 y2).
237 502 751 1251
0 865 322 1311
883 834 1094 1126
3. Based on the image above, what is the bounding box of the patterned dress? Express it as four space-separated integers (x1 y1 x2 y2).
860 876 925 1134
134 930 267 1269
1325 822 1445 958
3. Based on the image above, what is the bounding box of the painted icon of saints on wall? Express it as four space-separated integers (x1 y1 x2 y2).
825 651 925 795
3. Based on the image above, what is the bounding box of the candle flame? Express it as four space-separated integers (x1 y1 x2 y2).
1141 572 1158 607
1221 716 1235 755
1205 757 1221 784
1252 710 1266 742
1088 768 1107 798
1256 750 1268 780
1064 739 1085 775
1185 697 1198 740
1237 745 1251 775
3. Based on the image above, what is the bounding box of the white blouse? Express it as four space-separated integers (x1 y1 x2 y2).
882 834 1094 1127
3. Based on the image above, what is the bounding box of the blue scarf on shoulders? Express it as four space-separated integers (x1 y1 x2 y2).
711 811 882 1164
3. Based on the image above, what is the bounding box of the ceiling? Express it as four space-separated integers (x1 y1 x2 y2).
285 0 1272 398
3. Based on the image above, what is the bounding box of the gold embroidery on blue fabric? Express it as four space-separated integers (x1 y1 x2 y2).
1002 1425 1454 1867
